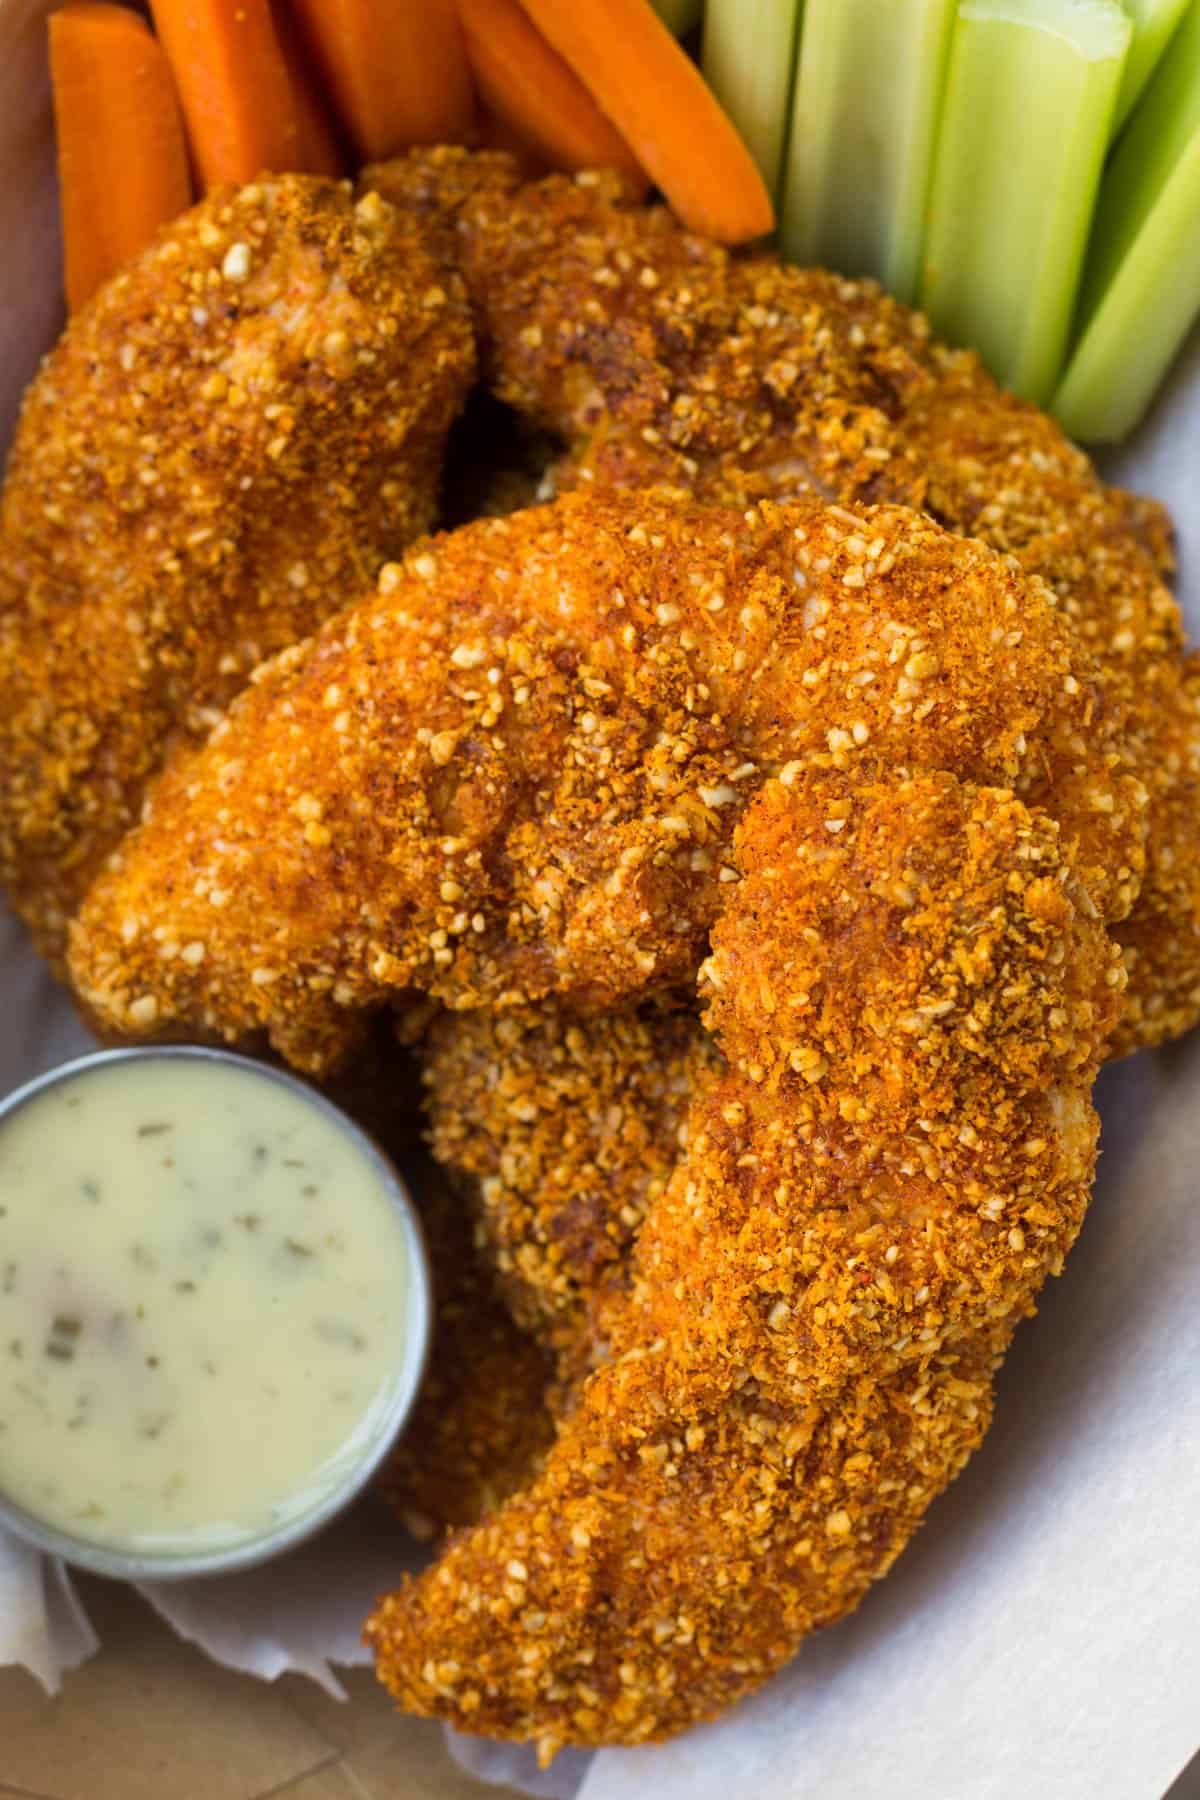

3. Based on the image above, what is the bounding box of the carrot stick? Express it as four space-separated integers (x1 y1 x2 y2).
516 0 774 242
147 0 312 188
286 0 475 162
271 1 345 177
458 0 648 196
49 4 194 312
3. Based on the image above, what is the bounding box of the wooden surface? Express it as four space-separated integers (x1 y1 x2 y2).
0 1575 523 1800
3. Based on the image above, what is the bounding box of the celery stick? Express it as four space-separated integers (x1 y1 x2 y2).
651 0 702 36
701 0 802 198
1055 0 1200 440
779 0 957 304
919 0 1130 404
1113 0 1191 132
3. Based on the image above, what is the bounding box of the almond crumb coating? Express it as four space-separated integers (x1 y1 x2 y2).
67 491 1142 1072
365 770 1122 1757
0 175 475 961
422 997 720 1355
365 148 1200 1051
357 995 717 1525
323 1023 555 1536
377 1155 556 1536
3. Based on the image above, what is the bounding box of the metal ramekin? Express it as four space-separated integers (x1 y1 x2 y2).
0 1044 432 1580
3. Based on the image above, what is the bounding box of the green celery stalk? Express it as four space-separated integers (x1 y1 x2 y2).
919 0 1131 404
1055 0 1200 440
779 0 957 304
1113 0 1191 132
701 0 802 198
651 0 703 36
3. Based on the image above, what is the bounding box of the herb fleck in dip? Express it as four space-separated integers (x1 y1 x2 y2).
0 1054 420 1559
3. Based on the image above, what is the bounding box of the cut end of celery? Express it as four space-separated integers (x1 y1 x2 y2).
959 0 1136 58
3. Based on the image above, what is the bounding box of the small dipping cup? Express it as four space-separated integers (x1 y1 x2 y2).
0 1046 431 1580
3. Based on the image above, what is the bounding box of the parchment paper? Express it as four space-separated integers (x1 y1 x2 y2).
0 4 1197 1795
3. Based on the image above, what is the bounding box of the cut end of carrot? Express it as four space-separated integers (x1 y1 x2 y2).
676 161 775 244
517 0 775 243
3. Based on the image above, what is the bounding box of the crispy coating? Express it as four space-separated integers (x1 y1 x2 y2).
0 176 475 960
373 992 716 1517
63 489 1134 1751
378 1152 556 1536
323 1020 556 1536
67 491 1143 1070
365 149 1200 1050
366 770 1123 1756
422 998 719 1353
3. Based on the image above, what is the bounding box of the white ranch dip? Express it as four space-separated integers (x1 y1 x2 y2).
0 1053 421 1559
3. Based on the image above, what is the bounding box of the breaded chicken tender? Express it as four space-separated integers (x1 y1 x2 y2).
0 176 474 959
323 1019 556 1536
366 149 1200 1051
67 491 1142 1071
422 998 719 1356
377 1154 556 1536
366 770 1122 1756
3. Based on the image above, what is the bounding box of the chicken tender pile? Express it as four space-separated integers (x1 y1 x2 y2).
65 490 1132 1751
367 148 1200 1052
4 151 1198 1759
0 176 474 959
67 493 1141 1065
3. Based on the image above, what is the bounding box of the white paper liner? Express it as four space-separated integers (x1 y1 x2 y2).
0 2 1198 1793
135 1499 427 1699
0 1529 97 1692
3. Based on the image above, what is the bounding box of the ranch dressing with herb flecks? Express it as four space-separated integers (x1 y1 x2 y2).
0 1056 413 1555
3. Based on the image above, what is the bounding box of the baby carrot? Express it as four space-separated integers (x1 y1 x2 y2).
516 0 774 241
272 1 346 177
147 0 313 188
49 3 194 312
458 0 647 195
286 0 475 162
